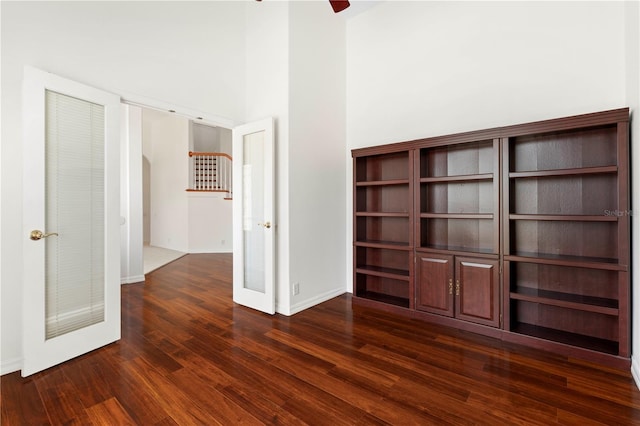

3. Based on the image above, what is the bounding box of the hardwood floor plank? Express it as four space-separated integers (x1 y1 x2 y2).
58 354 117 408
0 373 50 425
34 370 92 425
3 254 640 425
92 349 173 425
465 392 558 425
84 397 138 426
166 368 265 425
119 356 219 425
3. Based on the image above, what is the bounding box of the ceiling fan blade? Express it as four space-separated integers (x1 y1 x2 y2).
329 0 350 13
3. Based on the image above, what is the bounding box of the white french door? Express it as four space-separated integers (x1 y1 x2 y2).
22 67 121 376
232 118 275 314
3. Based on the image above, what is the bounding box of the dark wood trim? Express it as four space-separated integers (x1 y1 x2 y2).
188 151 232 160
502 330 631 370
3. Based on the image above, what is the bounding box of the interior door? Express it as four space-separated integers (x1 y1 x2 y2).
232 118 275 314
22 67 121 376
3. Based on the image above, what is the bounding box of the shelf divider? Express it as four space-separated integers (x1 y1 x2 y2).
420 173 493 183
509 165 617 179
356 179 410 186
421 213 493 219
510 214 618 222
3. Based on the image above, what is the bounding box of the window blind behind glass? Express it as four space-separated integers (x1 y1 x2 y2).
45 90 105 339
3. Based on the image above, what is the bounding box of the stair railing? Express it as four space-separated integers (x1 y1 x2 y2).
188 151 232 198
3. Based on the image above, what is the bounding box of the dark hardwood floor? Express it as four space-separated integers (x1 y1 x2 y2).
3 253 640 425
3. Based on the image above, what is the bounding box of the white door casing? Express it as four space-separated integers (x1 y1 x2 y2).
22 66 121 376
232 118 275 314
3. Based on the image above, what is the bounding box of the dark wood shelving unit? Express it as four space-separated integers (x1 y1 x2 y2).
502 110 630 364
352 108 630 368
353 150 414 309
414 139 500 328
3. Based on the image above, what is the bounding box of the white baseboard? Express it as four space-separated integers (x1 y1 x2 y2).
631 356 640 390
187 249 232 254
121 275 145 284
286 287 346 316
1 357 22 376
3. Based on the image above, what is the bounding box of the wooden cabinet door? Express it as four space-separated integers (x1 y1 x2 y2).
416 254 454 317
455 257 500 327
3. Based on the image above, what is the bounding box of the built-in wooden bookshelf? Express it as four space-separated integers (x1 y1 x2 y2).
353 150 414 309
352 108 630 368
503 119 629 359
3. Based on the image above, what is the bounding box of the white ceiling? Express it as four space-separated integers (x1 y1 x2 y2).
338 0 382 20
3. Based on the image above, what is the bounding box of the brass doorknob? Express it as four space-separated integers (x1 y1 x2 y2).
258 222 271 229
30 230 58 241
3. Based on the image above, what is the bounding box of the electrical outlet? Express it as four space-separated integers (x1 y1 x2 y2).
293 282 300 295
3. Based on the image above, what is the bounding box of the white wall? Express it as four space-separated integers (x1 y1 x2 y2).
244 1 348 315
144 109 190 252
192 123 221 152
347 2 626 149
188 193 233 253
346 1 629 292
245 1 292 313
220 128 232 155
0 1 246 374
626 1 640 385
288 1 346 312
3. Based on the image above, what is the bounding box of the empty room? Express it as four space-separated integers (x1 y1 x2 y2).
2 1 640 424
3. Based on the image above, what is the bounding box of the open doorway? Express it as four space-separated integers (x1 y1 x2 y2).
140 154 185 274
121 104 233 281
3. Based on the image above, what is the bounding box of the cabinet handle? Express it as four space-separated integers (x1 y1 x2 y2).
448 278 453 295
455 280 460 296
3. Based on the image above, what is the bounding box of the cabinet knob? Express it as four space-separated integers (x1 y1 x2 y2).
448 278 453 295
455 280 460 296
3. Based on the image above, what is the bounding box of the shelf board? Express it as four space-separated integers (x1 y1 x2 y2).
420 244 496 254
509 165 617 179
505 252 623 271
355 240 412 250
420 173 493 183
510 287 618 316
356 212 410 218
421 213 493 219
355 179 410 186
355 291 409 308
356 265 410 281
511 322 619 355
509 214 617 222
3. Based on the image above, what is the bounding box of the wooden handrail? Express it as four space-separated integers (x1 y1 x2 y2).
189 151 233 197
189 151 232 161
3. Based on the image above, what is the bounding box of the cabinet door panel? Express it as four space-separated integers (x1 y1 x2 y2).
416 254 454 317
455 258 500 327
